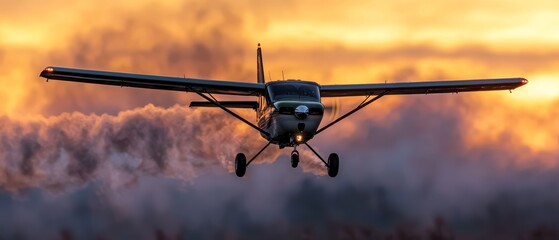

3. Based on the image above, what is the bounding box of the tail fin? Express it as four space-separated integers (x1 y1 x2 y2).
257 43 265 83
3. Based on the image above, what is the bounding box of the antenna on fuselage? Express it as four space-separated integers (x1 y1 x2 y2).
282 70 285 80
268 71 272 81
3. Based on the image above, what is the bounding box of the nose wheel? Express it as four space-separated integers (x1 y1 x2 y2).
291 150 299 168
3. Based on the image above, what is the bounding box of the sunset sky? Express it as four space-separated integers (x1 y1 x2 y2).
1 0 559 238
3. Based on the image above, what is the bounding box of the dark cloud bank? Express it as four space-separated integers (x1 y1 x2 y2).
1 97 559 240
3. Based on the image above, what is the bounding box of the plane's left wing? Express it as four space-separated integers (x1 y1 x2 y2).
40 67 265 96
320 78 527 97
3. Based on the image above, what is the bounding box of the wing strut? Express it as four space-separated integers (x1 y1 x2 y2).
186 86 270 137
304 142 330 167
246 141 272 167
315 90 390 135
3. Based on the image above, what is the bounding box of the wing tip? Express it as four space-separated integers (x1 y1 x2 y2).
39 66 55 77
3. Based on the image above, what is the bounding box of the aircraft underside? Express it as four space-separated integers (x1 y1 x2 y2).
262 114 322 148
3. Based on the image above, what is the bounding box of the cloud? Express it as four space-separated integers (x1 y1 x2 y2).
37 2 253 116
2 0 559 118
1 0 559 238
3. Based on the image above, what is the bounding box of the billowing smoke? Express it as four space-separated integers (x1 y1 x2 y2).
1 97 559 239
0 104 289 193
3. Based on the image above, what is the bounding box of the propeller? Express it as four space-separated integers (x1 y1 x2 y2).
323 98 341 121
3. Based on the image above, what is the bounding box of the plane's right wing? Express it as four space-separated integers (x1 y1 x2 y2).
320 78 528 97
40 66 265 96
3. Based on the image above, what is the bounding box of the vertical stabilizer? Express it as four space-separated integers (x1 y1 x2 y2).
257 43 265 83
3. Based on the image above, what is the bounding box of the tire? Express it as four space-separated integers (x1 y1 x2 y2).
291 151 299 168
235 153 247 177
327 153 339 177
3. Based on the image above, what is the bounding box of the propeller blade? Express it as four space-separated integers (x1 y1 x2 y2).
323 98 341 121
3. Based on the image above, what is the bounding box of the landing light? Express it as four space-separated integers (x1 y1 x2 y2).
295 133 304 143
45 67 54 73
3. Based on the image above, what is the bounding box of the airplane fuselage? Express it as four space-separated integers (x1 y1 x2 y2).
257 80 324 148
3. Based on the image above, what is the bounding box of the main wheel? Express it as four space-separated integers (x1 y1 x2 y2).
327 153 339 177
235 153 247 177
291 150 300 168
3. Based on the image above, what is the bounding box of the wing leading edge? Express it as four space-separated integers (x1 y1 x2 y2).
40 67 265 96
320 78 528 97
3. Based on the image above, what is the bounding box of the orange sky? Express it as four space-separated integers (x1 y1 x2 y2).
0 0 557 166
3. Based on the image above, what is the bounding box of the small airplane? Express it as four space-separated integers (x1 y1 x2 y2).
40 44 527 177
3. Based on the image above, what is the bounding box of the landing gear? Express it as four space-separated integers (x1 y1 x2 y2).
235 153 246 177
291 150 299 168
327 153 339 177
304 143 340 178
234 142 272 177
234 142 339 177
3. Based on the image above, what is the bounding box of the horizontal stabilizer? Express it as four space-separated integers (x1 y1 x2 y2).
189 101 258 109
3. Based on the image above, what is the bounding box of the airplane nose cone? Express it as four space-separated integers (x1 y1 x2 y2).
295 105 309 120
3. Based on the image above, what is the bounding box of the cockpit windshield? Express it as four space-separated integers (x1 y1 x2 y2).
268 82 320 102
